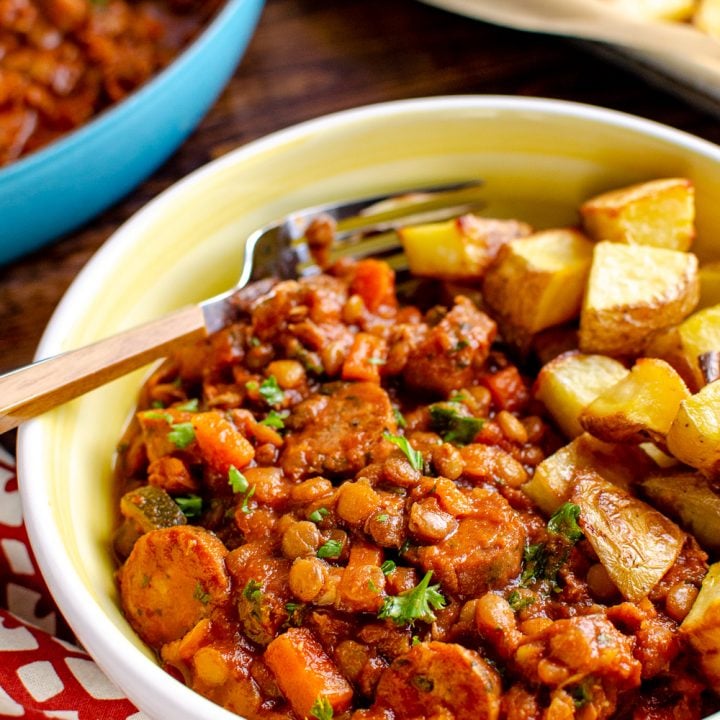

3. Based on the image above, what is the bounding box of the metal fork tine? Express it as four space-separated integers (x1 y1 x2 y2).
332 201 485 243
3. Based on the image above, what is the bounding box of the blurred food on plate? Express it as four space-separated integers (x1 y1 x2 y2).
606 0 720 40
0 0 222 166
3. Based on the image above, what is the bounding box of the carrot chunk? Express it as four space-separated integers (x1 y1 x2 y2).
342 332 387 382
191 412 254 474
350 259 397 312
264 627 353 718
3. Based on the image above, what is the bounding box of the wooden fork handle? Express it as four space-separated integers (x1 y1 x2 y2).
0 305 208 434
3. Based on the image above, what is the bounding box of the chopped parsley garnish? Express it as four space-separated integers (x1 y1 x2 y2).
383 431 423 472
393 407 407 428
258 375 285 406
368 357 386 365
228 465 249 494
240 485 256 514
150 400 165 409
521 504 584 588
308 507 330 523
520 543 547 586
249 336 261 347
378 570 446 626
380 560 396 575
193 583 210 605
547 502 584 543
144 410 172 422
259 409 288 429
376 513 389 524
570 681 592 708
317 539 343 559
507 589 535 612
243 579 263 604
168 422 195 449
175 398 199 412
428 403 483 445
310 696 334 720
175 494 203 519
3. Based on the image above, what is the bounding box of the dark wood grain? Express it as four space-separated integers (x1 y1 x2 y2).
1 0 719 446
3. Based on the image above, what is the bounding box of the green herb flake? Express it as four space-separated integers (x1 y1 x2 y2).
317 539 343 559
258 375 285 406
245 380 259 392
308 507 330 523
393 407 407 429
168 422 195 449
378 570 446 626
175 398 199 412
570 681 592 708
193 583 211 605
428 404 483 445
547 502 584 544
368 357 386 365
376 513 389 524
144 410 172 422
310 695 334 720
411 635 420 646
240 485 256 514
383 432 423 472
150 400 165 409
368 579 378 592
249 336 261 347
228 465 249 494
380 560 396 575
507 589 535 612
520 543 547 586
259 409 288 429
243 579 263 604
175 494 203 519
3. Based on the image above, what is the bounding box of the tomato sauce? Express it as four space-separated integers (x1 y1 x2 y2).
113 258 717 720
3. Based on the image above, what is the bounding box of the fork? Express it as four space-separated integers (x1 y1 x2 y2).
0 180 485 433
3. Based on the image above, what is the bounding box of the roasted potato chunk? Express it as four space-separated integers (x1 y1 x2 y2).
580 177 695 251
642 471 720 553
533 351 629 438
666 380 720 476
579 358 690 444
523 433 652 516
681 562 720 689
399 214 531 280
573 472 685 602
579 241 699 357
647 304 720 391
482 228 594 337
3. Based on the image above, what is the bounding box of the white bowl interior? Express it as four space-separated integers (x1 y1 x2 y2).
18 96 720 719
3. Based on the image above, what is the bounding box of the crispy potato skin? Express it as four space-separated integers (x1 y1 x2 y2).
643 471 720 554
579 241 699 357
573 472 685 603
579 358 690 444
482 228 594 339
400 214 532 280
666 379 720 476
534 350 629 438
119 526 230 647
580 177 695 251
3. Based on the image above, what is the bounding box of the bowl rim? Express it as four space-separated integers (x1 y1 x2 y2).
17 94 720 719
0 0 257 185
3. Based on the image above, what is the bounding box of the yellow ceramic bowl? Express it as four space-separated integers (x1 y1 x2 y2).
17 96 720 720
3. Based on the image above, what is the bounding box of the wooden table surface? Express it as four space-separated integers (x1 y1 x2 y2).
2 0 720 447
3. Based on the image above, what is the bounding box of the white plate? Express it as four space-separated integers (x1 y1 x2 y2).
421 0 720 115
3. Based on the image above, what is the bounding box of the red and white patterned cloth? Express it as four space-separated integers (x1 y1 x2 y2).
0 447 143 719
